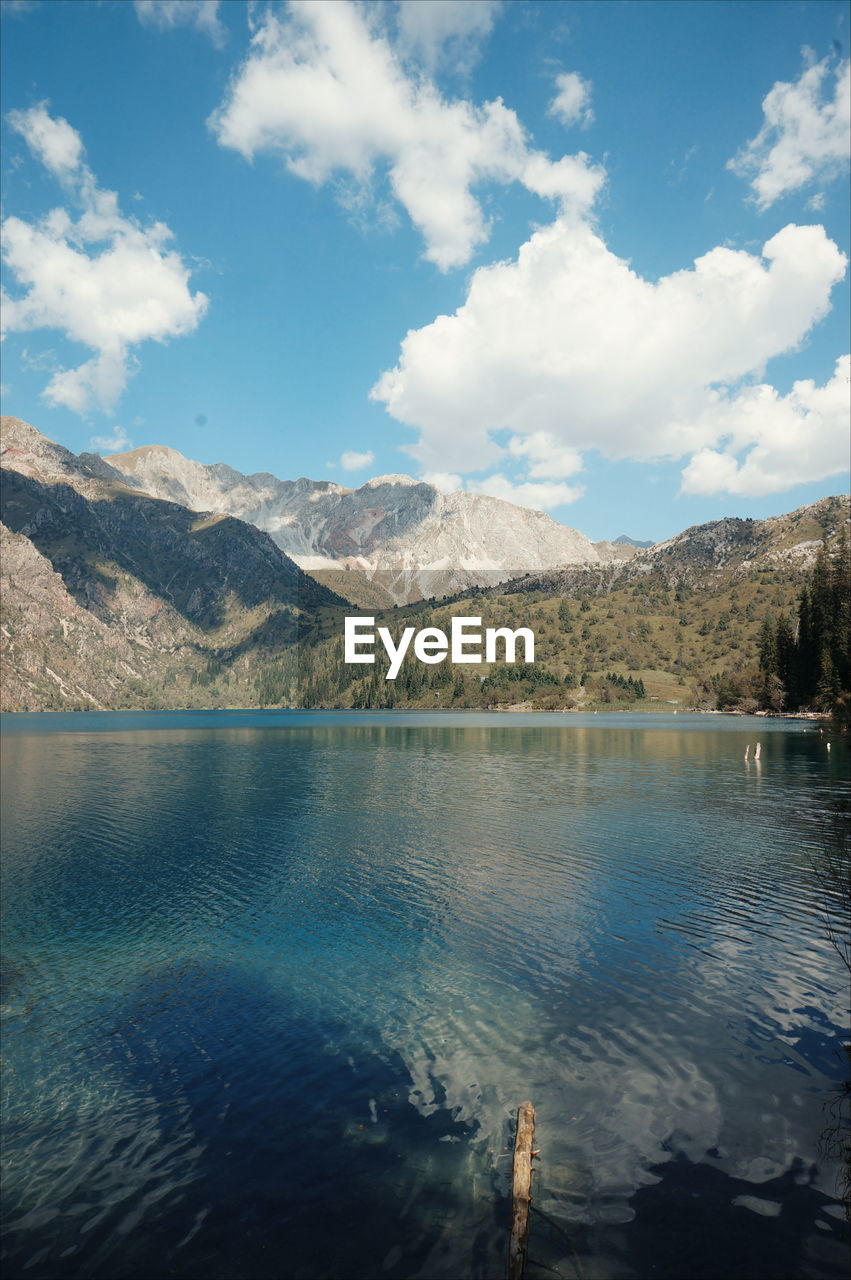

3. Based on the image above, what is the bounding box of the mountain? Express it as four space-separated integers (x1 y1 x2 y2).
2 416 847 714
99 444 601 603
1 520 153 710
614 534 655 547
0 418 343 710
590 535 656 561
489 497 849 599
312 494 847 714
592 540 643 563
645 502 846 573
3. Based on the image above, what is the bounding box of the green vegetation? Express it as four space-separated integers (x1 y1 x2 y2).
280 519 848 715
2 460 847 718
8 533 847 715
757 535 851 727
267 558 821 711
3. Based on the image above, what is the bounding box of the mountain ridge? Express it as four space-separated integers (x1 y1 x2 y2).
472 494 849 601
100 438 602 602
614 534 655 548
1 417 847 713
0 416 344 710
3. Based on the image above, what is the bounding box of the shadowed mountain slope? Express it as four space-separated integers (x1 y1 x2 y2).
0 418 344 710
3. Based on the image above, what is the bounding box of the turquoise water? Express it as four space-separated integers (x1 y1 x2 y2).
1 712 848 1279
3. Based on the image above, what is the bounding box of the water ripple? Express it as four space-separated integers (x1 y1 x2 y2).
2 714 848 1279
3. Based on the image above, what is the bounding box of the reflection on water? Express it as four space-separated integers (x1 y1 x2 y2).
1 713 849 1279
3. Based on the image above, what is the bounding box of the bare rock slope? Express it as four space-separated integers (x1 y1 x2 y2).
102 444 601 602
488 495 849 599
0 418 342 710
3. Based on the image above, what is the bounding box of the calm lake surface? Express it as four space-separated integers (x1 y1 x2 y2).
1 711 849 1279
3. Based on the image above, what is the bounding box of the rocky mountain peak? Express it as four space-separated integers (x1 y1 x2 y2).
364 474 421 489
99 440 602 602
119 444 184 461
614 534 655 548
2 415 68 470
1 415 116 491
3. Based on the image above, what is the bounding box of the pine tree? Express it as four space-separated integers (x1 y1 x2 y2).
758 617 778 679
758 537 850 718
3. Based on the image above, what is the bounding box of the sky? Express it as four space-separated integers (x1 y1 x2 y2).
1 0 849 542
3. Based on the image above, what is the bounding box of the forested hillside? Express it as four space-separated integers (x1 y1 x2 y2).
259 519 850 717
2 418 847 717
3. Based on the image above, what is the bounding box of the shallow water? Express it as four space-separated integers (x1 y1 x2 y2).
1 712 849 1279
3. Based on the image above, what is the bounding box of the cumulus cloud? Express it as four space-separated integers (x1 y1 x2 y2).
6 103 82 174
2 103 208 415
680 355 850 497
548 71 594 129
729 51 851 209
394 0 502 74
506 431 583 479
210 0 603 270
90 424 133 454
334 449 375 471
372 216 848 498
421 471 462 493
133 0 226 47
469 474 584 510
419 465 580 509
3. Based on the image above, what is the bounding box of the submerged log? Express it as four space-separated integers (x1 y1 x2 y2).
507 1101 536 1280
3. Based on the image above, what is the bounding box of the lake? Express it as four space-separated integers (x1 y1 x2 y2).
1 711 848 1279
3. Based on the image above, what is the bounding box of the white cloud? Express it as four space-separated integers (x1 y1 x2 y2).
469 475 584 510
372 216 848 498
338 449 375 471
2 104 208 415
210 0 603 270
42 353 136 415
394 0 502 74
420 462 582 508
421 471 462 492
729 52 851 209
133 0 226 47
507 431 583 479
549 71 594 129
6 102 82 175
680 355 851 497
90 424 133 454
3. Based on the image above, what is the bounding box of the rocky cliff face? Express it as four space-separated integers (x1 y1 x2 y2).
488 495 849 599
645 498 848 574
102 443 601 602
0 418 343 711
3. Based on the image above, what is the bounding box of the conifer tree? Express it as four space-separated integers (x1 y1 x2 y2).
758 537 850 718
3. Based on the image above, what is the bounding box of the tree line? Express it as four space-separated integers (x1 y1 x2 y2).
758 534 850 723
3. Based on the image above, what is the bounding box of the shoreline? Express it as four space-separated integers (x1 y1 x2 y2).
0 705 830 722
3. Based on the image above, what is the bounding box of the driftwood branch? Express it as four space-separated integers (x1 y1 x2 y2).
507 1101 536 1280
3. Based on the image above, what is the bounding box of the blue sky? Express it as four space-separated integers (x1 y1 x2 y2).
1 0 848 541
